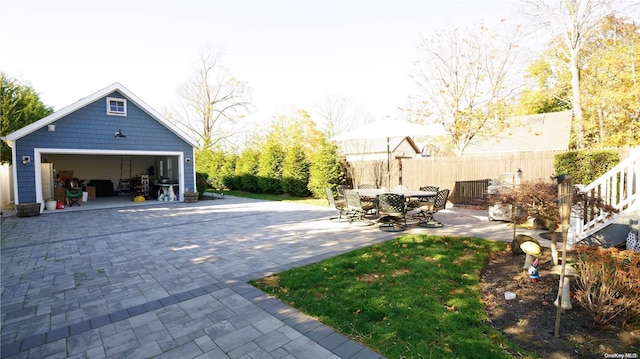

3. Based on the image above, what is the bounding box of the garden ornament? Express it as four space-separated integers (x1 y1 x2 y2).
520 241 541 269
550 264 577 310
528 258 540 282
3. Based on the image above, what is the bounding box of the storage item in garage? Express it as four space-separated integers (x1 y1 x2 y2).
85 186 96 200
87 180 114 197
54 187 66 202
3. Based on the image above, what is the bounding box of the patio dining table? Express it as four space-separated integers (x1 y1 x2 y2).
356 188 437 200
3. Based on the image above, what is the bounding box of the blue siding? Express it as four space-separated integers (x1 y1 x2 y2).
15 91 195 203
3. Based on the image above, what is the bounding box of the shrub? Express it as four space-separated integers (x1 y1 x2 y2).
195 172 209 198
222 175 238 191
489 179 559 229
572 245 640 327
240 174 259 192
257 175 282 195
554 150 619 185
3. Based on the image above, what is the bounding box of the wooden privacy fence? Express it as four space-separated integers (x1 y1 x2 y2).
451 179 491 204
352 150 561 205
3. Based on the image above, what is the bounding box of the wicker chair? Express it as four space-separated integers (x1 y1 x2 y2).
376 193 407 231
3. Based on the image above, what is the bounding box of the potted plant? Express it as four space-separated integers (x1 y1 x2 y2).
45 198 57 211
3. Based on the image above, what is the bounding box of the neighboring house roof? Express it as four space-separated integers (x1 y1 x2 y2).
463 110 573 154
3 82 198 148
340 136 421 161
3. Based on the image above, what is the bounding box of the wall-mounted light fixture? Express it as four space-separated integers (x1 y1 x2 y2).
114 129 126 138
48 124 56 132
22 156 30 165
185 158 191 164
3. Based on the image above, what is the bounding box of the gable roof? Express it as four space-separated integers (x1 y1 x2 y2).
463 110 573 154
339 136 420 158
3 82 198 147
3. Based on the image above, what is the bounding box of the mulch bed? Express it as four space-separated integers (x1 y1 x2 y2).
480 246 640 358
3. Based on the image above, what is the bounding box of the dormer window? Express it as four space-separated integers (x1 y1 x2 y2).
107 97 127 116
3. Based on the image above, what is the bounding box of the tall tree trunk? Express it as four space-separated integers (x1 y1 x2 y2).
570 51 584 149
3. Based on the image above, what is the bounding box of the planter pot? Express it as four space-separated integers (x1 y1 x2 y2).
183 192 199 203
45 200 57 211
15 203 41 217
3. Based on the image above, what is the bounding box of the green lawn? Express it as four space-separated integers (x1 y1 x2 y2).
251 235 534 359
214 190 326 206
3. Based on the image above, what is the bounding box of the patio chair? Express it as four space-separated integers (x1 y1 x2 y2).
325 188 348 221
343 189 374 225
420 185 439 193
356 184 377 210
336 185 351 199
410 185 439 212
418 189 450 228
376 193 407 231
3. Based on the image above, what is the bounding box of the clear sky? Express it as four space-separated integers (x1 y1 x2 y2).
2 0 524 126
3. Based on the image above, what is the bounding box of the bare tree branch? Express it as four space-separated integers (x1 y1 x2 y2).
173 48 252 150
411 22 522 155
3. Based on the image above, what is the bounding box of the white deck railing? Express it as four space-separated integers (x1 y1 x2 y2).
573 153 640 242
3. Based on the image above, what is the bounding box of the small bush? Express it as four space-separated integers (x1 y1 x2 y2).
572 245 640 327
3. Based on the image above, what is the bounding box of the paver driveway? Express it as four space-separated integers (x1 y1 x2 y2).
2 196 543 358
1 196 399 359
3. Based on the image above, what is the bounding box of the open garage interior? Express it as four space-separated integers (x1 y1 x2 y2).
41 153 181 207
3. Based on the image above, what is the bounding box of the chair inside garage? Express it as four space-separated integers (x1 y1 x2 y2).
66 187 83 206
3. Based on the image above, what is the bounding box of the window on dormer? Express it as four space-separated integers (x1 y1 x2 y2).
107 97 127 116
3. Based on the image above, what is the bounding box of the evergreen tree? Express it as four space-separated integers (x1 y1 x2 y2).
220 153 237 190
282 142 310 197
257 134 285 194
235 148 260 192
308 136 345 198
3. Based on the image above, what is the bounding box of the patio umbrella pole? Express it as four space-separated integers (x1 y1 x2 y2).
387 137 391 189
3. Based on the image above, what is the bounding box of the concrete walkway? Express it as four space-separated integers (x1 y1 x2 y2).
1 196 547 358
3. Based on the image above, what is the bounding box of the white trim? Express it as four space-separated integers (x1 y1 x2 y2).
106 97 127 116
191 147 197 192
11 143 19 204
33 148 186 211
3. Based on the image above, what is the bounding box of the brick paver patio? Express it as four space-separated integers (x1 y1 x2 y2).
1 196 544 358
